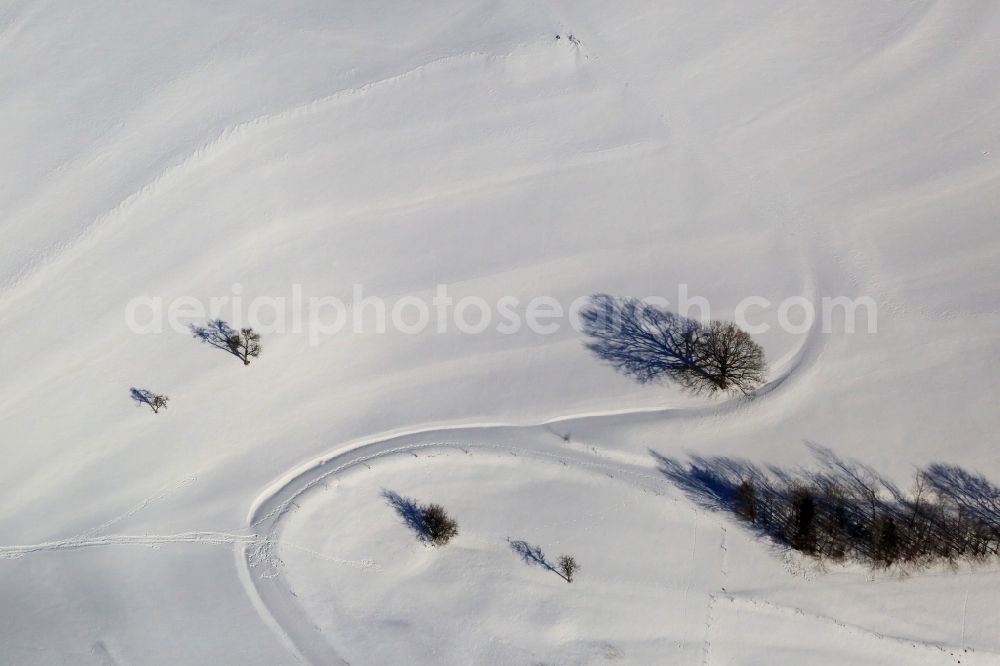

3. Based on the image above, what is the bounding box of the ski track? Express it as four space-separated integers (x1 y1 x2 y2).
0 531 253 559
76 475 198 540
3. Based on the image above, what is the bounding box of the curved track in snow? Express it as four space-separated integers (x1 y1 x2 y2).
239 430 681 664
236 400 997 665
231 317 842 666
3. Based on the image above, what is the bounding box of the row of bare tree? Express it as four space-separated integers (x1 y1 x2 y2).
656 446 1000 569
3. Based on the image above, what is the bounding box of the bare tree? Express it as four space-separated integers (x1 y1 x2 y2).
191 320 261 366
687 321 767 396
580 295 766 396
557 555 579 583
130 388 169 414
228 327 261 366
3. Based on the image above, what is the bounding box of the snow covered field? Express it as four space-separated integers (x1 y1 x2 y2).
1 1 999 663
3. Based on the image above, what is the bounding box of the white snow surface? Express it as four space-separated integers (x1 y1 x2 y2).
1 1 999 664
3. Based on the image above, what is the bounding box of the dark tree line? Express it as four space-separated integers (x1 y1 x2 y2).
580 295 766 396
655 446 1000 569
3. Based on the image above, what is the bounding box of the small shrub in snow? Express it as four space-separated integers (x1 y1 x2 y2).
420 503 459 546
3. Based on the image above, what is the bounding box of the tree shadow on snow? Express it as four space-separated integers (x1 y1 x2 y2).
190 319 243 361
507 539 568 581
921 463 1000 534
651 445 1000 568
382 490 431 542
579 294 702 385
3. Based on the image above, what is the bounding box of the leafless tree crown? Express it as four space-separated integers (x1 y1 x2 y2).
557 555 579 583
130 388 168 413
690 320 767 395
580 295 766 396
191 320 261 366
